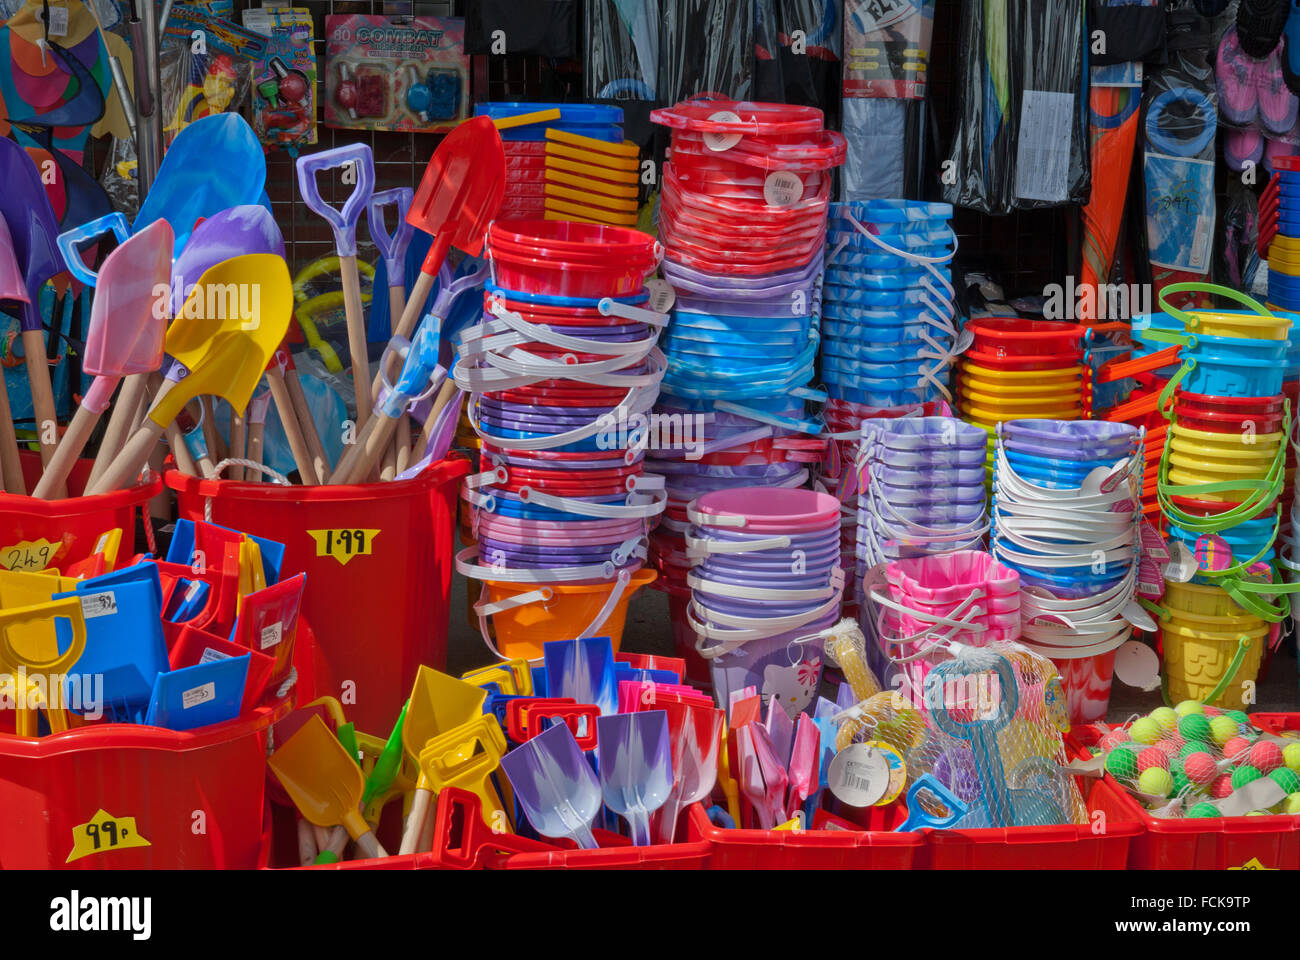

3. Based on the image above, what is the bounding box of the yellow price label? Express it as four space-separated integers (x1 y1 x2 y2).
0 538 59 571
66 809 151 863
1229 857 1275 870
306 528 380 567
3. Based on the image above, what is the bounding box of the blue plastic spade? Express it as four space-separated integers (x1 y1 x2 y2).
545 636 617 718
144 654 251 731
501 722 603 849
596 710 674 846
166 518 285 586
57 576 166 723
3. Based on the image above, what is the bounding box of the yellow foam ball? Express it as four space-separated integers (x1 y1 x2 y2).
1209 715 1238 746
1130 717 1162 745
1150 707 1179 734
1174 700 1204 717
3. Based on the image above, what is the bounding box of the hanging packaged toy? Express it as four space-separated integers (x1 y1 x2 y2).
324 14 469 133
243 5 317 151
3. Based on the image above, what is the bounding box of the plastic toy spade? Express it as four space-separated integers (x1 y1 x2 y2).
501 722 603 850
597 710 674 845
654 699 724 843
417 714 510 830
386 115 504 393
270 715 388 860
895 774 969 831
397 666 488 854
0 597 87 736
927 649 1019 828
544 636 618 718
736 723 788 830
88 254 292 494
133 113 267 257
295 145 376 428
36 216 173 499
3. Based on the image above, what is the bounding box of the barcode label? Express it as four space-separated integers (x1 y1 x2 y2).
182 683 216 709
79 592 118 619
259 621 283 650
200 647 232 664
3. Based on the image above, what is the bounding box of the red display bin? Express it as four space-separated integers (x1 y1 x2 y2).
1075 723 1300 870
0 451 160 572
0 698 290 869
167 456 470 732
687 802 923 869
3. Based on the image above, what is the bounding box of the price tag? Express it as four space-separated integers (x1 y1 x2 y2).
702 110 743 151
66 809 151 863
764 171 803 207
1162 540 1197 583
1194 534 1234 573
0 538 59 571
79 591 118 619
306 528 380 567
827 741 906 807
199 647 232 664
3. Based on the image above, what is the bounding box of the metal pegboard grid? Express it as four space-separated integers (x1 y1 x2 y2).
925 0 1070 302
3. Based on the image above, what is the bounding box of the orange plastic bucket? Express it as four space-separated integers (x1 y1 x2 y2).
481 568 657 660
167 456 470 732
0 451 160 573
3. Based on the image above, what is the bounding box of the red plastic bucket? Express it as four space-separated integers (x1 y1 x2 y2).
665 582 712 687
0 697 289 868
166 457 470 732
0 451 161 573
967 318 1085 357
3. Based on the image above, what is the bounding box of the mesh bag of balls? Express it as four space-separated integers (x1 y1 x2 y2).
1094 702 1300 819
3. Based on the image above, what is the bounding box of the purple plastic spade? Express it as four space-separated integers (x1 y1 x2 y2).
500 722 603 850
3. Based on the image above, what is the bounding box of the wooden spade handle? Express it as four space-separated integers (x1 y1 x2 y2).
266 369 320 485
370 270 435 405
22 329 58 473
339 254 372 431
0 370 27 494
32 404 101 499
88 373 148 488
228 407 246 482
328 410 399 485
284 368 330 482
88 418 166 495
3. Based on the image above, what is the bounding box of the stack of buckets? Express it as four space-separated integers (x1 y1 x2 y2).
450 219 667 661
954 319 1088 473
990 420 1143 722
1263 157 1300 531
1095 312 1185 522
473 102 626 221
853 415 988 585
647 99 845 681
820 199 959 617
1147 286 1294 708
685 488 843 716
860 550 1020 708
820 199 959 409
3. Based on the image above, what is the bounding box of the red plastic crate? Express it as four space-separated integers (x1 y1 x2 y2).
687 802 923 869
921 740 1144 869
1075 723 1300 870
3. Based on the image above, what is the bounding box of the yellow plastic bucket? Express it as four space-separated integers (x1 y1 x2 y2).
957 386 1081 410
1160 620 1267 710
1170 422 1283 452
481 568 658 661
1163 578 1262 619
959 361 1085 381
1169 436 1280 465
958 374 1083 397
1166 468 1269 501
1168 451 1276 475
1180 309 1291 340
963 403 1082 423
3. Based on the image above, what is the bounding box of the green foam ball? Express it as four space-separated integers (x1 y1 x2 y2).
1270 767 1300 795
1106 747 1139 779
1179 714 1213 744
1231 765 1262 790
1187 802 1220 819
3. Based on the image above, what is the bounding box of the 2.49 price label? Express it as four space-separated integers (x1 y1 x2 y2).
0 537 59 571
306 528 380 567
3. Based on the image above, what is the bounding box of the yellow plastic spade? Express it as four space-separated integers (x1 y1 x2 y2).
460 662 519 695
0 569 81 663
269 715 387 860
417 715 509 830
0 597 87 736
236 538 266 615
89 254 293 494
398 665 487 854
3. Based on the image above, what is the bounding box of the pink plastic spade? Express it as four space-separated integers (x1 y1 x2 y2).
33 217 173 498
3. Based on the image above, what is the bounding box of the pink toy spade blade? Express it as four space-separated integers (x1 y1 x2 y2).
740 723 789 830
32 219 173 500
785 714 820 821
0 216 30 304
653 699 723 844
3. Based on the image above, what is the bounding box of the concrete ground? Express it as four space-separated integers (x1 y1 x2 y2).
444 562 1299 720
